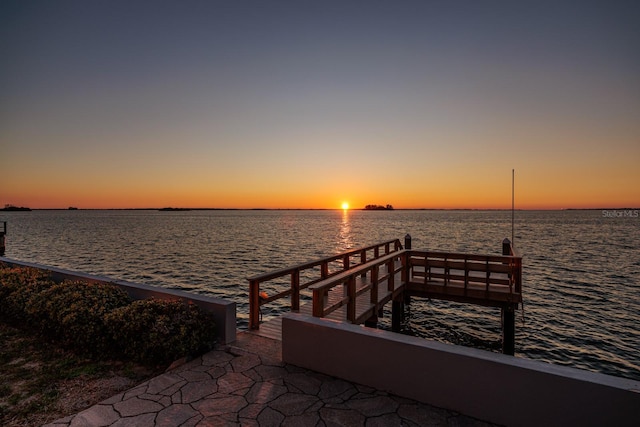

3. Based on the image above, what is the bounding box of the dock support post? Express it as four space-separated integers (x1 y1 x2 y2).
249 280 260 330
404 293 411 305
404 234 411 250
364 316 378 328
502 306 516 355
391 296 404 332
0 222 5 256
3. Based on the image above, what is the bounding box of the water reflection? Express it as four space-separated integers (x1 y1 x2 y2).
337 209 353 252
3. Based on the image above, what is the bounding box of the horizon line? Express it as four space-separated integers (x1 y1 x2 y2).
3 207 639 212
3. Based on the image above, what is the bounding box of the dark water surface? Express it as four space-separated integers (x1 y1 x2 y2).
2 209 638 380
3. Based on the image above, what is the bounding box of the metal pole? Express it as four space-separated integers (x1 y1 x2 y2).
512 169 515 244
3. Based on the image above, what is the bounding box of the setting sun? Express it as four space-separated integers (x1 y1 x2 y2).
341 202 350 210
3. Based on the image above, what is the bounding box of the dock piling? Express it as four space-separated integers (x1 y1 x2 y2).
391 296 404 332
0 222 6 256
502 307 516 355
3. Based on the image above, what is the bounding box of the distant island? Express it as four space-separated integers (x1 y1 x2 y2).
363 204 394 210
1 204 31 211
158 207 192 211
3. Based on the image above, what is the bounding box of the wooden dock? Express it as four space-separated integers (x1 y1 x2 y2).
247 236 522 354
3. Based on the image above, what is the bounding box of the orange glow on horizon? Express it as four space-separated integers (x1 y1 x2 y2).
3 188 639 211
3 171 639 211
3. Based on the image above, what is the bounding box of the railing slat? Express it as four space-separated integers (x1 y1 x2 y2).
347 276 356 322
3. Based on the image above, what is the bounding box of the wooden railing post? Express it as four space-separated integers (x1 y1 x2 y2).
347 276 356 322
291 269 300 311
401 250 408 285
387 258 395 292
361 249 367 278
464 258 469 290
321 261 329 279
343 254 350 270
312 289 324 317
370 265 379 304
502 238 511 256
249 279 260 330
404 234 412 250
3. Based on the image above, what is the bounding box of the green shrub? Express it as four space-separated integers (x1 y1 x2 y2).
26 281 132 356
106 299 217 364
1 265 218 364
0 266 54 324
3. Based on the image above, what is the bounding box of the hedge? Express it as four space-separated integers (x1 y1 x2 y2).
0 265 217 364
106 299 217 364
26 280 132 356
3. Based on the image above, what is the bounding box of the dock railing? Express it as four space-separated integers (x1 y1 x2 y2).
309 251 405 324
406 251 522 302
248 239 403 329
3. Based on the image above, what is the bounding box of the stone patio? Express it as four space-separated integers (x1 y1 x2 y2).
45 332 495 426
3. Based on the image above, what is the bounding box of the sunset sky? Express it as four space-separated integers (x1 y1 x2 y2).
1 1 639 209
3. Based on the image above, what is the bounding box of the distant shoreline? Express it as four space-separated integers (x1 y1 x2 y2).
3 207 638 212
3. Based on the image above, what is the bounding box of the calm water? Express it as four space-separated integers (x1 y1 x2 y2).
1 209 639 380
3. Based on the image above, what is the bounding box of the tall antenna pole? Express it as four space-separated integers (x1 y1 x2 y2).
511 169 515 243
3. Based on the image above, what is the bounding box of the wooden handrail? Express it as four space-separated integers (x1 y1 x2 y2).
309 252 401 293
248 239 402 329
407 250 522 300
310 251 405 322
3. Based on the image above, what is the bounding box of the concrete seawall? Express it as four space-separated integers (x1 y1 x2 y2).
0 257 236 344
283 313 640 427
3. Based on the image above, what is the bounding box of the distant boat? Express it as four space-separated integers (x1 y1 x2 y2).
1 204 31 211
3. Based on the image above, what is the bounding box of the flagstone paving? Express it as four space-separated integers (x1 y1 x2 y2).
45 333 495 426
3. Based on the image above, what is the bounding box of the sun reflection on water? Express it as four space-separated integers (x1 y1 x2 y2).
337 208 353 252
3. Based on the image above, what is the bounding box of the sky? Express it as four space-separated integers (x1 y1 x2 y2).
1 0 639 210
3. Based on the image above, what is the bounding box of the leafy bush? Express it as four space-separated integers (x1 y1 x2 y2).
1 265 217 364
26 281 132 356
0 266 54 324
106 299 217 364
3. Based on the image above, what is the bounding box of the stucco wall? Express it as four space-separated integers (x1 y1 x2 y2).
1 257 236 344
282 313 640 426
